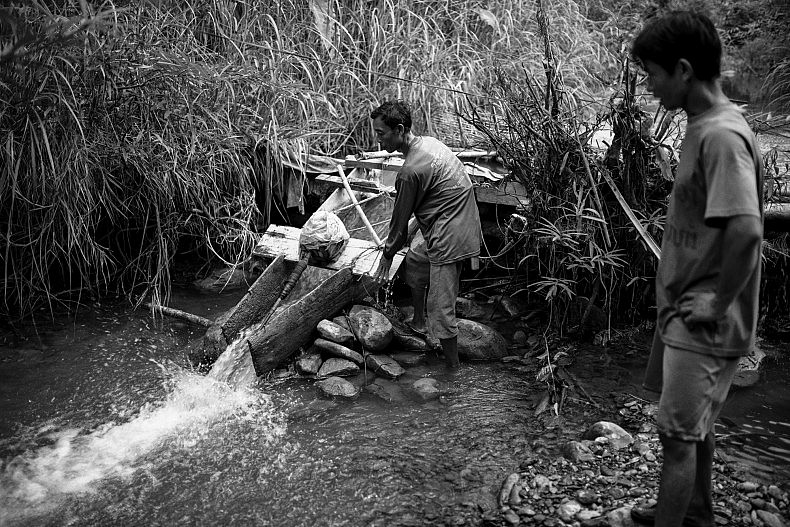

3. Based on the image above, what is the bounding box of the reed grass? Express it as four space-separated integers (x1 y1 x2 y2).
1 0 630 320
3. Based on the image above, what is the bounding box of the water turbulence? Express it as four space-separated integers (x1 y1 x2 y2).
207 333 258 388
0 345 284 526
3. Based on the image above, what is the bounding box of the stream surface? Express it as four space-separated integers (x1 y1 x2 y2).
0 287 788 527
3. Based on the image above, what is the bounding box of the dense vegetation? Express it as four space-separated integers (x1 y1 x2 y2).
1 0 787 329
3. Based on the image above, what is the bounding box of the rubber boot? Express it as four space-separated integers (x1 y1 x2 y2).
439 336 460 369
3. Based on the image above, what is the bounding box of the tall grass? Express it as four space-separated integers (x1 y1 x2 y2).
1 0 628 320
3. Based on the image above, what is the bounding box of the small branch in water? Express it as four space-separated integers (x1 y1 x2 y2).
144 303 213 327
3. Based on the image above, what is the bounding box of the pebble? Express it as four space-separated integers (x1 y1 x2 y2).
576 489 598 505
767 485 784 501
739 481 760 492
609 488 625 499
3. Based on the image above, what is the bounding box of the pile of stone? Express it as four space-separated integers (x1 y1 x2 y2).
291 304 509 399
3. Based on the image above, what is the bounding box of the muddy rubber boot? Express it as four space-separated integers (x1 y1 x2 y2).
439 336 460 369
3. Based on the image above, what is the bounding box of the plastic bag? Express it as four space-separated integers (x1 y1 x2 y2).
299 210 350 264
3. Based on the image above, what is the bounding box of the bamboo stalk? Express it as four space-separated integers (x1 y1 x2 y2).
337 166 383 247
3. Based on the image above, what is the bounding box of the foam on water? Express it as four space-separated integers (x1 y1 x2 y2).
0 367 285 525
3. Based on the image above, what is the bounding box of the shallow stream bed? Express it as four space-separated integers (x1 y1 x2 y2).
1 287 787 526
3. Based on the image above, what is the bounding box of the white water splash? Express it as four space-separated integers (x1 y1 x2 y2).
0 368 285 526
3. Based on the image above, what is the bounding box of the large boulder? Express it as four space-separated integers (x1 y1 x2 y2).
317 358 359 378
347 305 393 351
365 354 405 379
457 319 508 360
313 338 364 365
316 319 355 345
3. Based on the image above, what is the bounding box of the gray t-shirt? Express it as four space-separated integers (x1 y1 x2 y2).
656 103 763 357
383 136 481 265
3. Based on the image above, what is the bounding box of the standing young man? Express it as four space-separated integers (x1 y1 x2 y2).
631 11 763 527
371 100 481 369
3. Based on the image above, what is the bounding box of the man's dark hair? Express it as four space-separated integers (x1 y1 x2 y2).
370 100 412 131
631 11 721 81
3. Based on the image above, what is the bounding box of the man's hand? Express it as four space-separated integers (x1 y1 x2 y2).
677 291 727 325
373 254 393 284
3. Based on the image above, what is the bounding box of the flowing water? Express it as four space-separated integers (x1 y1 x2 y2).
1 288 788 527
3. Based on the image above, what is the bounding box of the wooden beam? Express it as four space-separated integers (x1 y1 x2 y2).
252 225 406 281
474 181 530 208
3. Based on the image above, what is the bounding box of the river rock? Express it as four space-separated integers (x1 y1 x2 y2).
365 378 407 404
558 500 582 522
316 376 358 398
348 305 393 351
457 319 508 360
332 315 352 331
756 510 785 527
412 378 441 401
296 354 322 375
365 354 405 379
392 329 431 352
317 358 359 378
562 440 595 462
316 319 355 345
390 351 426 367
576 489 598 505
582 421 633 450
314 338 364 365
606 506 637 527
577 510 602 522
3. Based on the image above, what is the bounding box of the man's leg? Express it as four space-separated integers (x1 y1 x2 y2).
401 238 430 333
687 433 715 525
410 285 428 333
655 435 697 526
427 261 463 369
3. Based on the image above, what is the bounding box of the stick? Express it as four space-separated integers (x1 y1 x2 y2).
337 166 383 246
145 303 213 327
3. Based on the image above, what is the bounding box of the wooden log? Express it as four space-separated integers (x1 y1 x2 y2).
198 255 293 365
146 303 213 327
245 267 366 375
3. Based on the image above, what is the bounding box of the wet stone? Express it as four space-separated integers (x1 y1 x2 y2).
296 354 322 375
317 357 359 378
316 319 355 345
389 351 426 366
364 378 407 404
457 319 509 360
365 354 405 379
412 378 441 401
316 376 358 398
347 305 393 351
313 338 363 365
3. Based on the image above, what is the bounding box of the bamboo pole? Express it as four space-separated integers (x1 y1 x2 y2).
337 166 383 246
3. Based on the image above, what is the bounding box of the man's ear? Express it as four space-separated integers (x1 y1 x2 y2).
395 124 405 136
677 58 694 82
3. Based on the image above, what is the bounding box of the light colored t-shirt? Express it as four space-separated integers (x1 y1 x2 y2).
656 103 763 357
383 136 481 265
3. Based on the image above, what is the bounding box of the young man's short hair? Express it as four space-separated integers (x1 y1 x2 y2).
632 10 722 81
370 100 412 131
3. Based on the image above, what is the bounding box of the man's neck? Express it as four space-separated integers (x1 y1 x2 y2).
684 79 730 117
398 132 416 155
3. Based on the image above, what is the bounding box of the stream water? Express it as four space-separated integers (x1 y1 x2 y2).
0 287 787 527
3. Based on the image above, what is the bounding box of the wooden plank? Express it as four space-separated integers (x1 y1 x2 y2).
315 174 395 195
345 159 405 172
475 181 530 207
252 224 406 281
